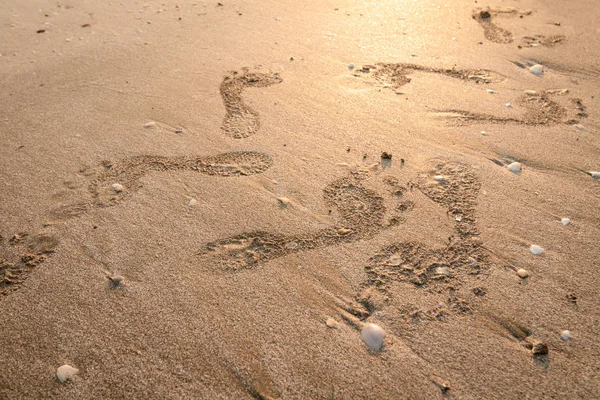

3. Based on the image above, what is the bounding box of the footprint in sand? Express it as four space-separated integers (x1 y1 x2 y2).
472 7 565 47
49 151 273 221
198 164 415 270
220 68 282 139
1 231 59 295
357 63 587 127
349 161 487 323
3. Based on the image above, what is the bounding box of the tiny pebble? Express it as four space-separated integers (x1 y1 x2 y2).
107 274 124 288
529 64 544 77
516 268 529 278
326 318 338 328
524 90 537 95
560 330 571 341
590 171 600 179
337 227 353 235
434 266 450 276
361 323 386 350
507 162 521 173
480 131 487 136
434 175 445 182
561 218 570 226
56 365 79 382
348 63 355 70
505 103 512 108
143 121 156 128
486 89 495 94
111 183 124 193
530 244 544 255
277 197 290 206
574 124 584 130
188 198 198 206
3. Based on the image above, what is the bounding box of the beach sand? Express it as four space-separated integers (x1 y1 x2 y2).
1 0 599 398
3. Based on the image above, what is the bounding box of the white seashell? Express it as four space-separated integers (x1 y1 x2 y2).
56 365 79 382
516 268 529 278
347 63 355 70
188 198 198 206
561 218 570 226
529 64 544 77
591 171 600 179
111 183 124 193
143 121 156 128
505 103 512 108
574 124 584 130
434 175 445 182
507 162 521 173
560 330 571 341
530 244 544 255
486 89 495 94
361 323 386 350
326 318 338 328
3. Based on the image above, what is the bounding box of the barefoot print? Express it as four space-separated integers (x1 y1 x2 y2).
220 68 282 139
198 165 414 270
354 161 487 322
472 7 565 47
1 231 59 296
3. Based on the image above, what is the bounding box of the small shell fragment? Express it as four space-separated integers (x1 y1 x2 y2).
530 245 544 255
574 124 584 130
590 171 600 179
277 197 290 206
111 183 124 193
561 218 570 226
529 64 544 77
560 330 571 341
434 175 445 182
516 268 529 278
507 162 521 173
361 323 386 350
56 365 79 382
486 89 495 94
143 121 156 128
188 198 198 206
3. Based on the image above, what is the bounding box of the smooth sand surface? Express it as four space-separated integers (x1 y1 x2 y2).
1 0 599 398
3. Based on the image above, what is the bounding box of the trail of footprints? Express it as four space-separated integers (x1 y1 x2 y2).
2 69 280 295
358 63 587 127
472 7 566 47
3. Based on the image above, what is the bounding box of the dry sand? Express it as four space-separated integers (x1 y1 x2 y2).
1 0 599 398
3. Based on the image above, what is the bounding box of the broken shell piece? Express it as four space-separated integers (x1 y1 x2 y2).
561 218 570 226
188 198 198 206
573 124 584 130
560 330 571 341
507 162 521 173
529 64 544 77
107 273 124 288
516 268 529 278
361 323 386 350
56 365 79 382
589 171 600 179
326 318 338 328
530 245 544 255
486 89 495 94
277 197 290 206
111 183 124 193
433 175 445 182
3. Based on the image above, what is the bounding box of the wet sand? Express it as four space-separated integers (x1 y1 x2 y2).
1 0 599 398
